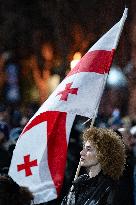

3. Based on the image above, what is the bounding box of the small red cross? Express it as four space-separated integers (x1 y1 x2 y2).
57 82 78 101
17 154 38 177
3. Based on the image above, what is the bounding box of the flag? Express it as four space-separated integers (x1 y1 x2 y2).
9 8 127 204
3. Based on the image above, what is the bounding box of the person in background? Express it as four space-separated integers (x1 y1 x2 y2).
61 127 126 205
115 127 136 205
0 175 33 205
0 122 10 174
0 103 9 124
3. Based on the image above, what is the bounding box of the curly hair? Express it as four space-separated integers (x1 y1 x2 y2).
82 127 126 180
0 176 34 205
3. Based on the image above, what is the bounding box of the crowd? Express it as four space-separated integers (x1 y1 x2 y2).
0 102 136 205
0 102 39 174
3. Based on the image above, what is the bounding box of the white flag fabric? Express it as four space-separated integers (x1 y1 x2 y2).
9 8 127 204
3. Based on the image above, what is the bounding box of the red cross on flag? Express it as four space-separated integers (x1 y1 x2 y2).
9 9 127 204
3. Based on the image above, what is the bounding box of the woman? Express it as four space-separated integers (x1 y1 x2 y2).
61 127 126 205
0 175 33 205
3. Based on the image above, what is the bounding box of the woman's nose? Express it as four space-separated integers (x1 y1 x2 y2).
80 149 86 156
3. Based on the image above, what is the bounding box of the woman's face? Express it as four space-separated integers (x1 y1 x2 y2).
80 141 99 167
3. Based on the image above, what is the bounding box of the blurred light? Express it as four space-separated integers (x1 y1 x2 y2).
70 52 82 69
41 43 53 61
130 126 136 135
107 65 127 88
49 74 60 92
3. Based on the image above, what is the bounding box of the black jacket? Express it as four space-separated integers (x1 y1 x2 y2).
113 152 134 205
61 172 116 205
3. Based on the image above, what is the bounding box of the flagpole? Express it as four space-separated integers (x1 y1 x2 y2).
66 8 128 205
66 159 82 205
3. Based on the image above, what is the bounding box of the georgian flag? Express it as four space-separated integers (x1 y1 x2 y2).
9 8 127 204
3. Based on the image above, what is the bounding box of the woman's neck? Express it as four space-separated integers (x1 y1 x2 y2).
88 163 101 178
